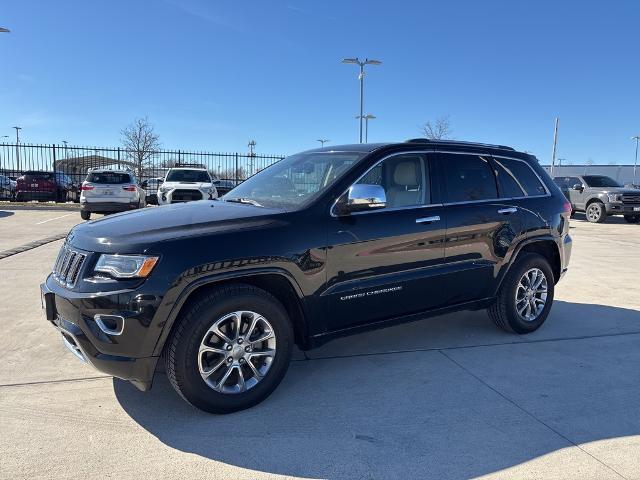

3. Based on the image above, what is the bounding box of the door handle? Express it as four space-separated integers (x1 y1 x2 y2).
498 207 517 214
416 215 440 224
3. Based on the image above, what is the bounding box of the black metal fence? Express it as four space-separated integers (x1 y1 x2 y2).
0 142 285 189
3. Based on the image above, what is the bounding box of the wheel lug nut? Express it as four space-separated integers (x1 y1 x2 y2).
227 357 233 363
226 345 232 351
239 358 245 364
237 338 243 345
244 346 251 352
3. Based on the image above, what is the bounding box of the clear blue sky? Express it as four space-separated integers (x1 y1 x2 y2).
1 0 639 164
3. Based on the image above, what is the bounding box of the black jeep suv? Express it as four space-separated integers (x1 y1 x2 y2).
41 139 572 413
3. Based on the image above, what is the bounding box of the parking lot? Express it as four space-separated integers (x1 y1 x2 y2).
1 208 639 480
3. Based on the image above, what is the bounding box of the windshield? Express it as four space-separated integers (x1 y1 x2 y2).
87 172 130 184
166 169 211 183
583 175 621 188
224 151 365 210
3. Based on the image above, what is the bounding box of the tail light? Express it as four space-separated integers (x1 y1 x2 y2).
563 200 572 213
122 185 136 192
81 184 94 191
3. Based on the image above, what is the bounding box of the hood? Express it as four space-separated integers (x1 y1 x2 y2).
162 181 212 189
593 187 639 195
67 200 285 252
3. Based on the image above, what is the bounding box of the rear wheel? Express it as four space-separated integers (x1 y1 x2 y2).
80 210 91 220
165 284 294 414
488 253 555 334
586 201 606 223
624 215 640 224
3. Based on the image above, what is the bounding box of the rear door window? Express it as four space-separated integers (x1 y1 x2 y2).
442 154 497 203
87 172 131 184
493 158 547 197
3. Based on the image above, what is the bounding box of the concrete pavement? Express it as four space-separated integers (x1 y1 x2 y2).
1 210 639 479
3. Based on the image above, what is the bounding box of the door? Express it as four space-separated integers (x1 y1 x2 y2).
438 152 525 304
566 176 587 210
324 151 447 332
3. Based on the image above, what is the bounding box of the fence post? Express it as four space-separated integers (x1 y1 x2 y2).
235 153 239 184
117 147 121 163
52 144 58 201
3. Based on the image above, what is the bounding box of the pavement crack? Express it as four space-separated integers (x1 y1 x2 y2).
0 375 112 389
438 349 629 480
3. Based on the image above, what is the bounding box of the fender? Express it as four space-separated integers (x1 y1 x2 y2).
152 267 310 356
492 234 561 296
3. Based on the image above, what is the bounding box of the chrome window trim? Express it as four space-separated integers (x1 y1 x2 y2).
329 149 551 217
330 150 434 217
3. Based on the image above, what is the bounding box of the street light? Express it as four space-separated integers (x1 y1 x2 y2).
317 139 330 147
356 114 376 143
342 57 382 143
0 28 10 33
632 135 640 185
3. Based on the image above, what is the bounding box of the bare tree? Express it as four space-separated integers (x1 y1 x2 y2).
420 116 453 140
121 117 161 178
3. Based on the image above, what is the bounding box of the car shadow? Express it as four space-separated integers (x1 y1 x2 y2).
113 300 640 479
0 210 15 218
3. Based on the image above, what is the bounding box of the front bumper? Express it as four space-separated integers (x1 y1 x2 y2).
81 201 140 213
606 203 640 215
40 277 160 391
157 189 214 205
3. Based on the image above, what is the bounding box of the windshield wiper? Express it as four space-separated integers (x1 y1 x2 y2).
225 197 263 207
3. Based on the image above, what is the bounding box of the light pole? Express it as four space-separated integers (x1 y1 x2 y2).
248 140 256 175
342 57 382 143
632 136 640 185
356 114 376 143
550 117 559 176
317 139 330 147
13 126 22 171
0 28 10 33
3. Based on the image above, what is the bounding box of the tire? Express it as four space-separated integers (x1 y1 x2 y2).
488 253 555 334
80 210 91 220
165 284 294 414
586 201 606 223
623 215 640 224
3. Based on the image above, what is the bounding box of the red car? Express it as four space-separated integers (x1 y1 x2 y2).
16 171 72 202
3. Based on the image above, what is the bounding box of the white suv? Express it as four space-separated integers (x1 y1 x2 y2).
79 168 146 220
157 167 217 205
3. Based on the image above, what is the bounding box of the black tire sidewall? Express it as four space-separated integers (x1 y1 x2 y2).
501 254 555 334
170 289 294 413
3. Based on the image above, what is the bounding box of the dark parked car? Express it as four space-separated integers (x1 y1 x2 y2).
142 177 164 205
554 175 640 223
214 179 238 196
41 139 572 413
16 171 73 202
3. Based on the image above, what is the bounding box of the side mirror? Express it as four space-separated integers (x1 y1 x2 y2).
141 180 148 188
572 184 583 191
336 184 386 215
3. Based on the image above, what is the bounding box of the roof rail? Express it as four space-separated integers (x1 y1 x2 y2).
174 162 207 169
405 138 515 151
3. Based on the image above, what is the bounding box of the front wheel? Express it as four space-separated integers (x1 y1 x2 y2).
586 201 607 223
165 284 294 414
624 215 640 224
488 253 555 334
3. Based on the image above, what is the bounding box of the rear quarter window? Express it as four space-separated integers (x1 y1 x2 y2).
86 172 132 184
493 158 547 197
442 154 498 202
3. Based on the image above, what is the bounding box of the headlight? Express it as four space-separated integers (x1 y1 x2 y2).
159 186 170 193
94 254 159 278
607 193 621 203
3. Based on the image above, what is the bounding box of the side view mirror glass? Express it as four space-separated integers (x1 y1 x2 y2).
572 184 583 191
337 184 386 215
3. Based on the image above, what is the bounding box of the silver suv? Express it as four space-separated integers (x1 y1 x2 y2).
158 167 217 204
79 168 146 220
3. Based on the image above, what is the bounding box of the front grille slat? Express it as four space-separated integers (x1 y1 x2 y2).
622 194 640 204
52 244 87 288
171 189 203 203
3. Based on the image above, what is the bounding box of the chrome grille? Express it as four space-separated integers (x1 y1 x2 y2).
53 244 86 287
622 194 640 204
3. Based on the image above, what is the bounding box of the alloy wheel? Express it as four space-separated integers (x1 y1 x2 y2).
587 204 601 222
515 268 548 322
198 310 276 394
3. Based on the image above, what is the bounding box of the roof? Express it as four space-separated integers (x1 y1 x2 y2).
307 139 524 157
168 166 208 170
88 167 133 173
